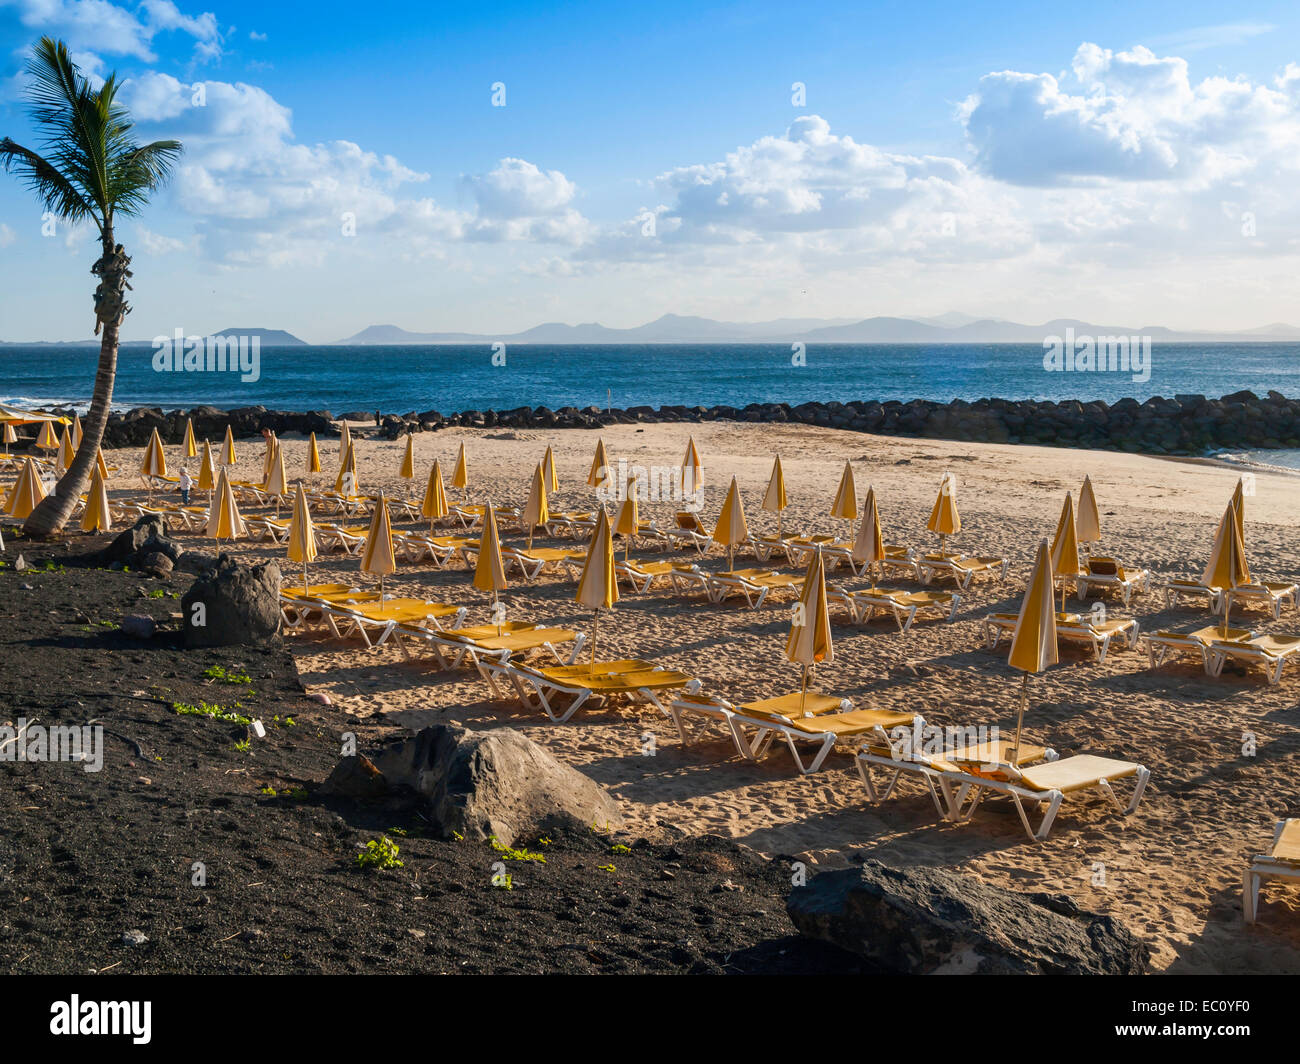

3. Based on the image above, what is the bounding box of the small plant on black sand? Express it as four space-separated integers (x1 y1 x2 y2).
488 835 546 863
233 738 251 754
596 863 616 874
355 836 403 871
611 844 631 855
172 701 252 725
204 664 253 686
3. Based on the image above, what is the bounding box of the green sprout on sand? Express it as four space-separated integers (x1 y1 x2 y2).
611 844 631 855
172 701 253 725
388 827 408 837
488 836 546 863
260 784 277 795
355 836 403 871
596 863 616 874
204 664 253 686
233 739 251 754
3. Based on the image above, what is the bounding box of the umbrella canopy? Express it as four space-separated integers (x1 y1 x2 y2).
452 442 469 494
35 420 59 450
575 509 619 669
198 440 216 492
926 473 961 552
762 455 788 532
71 414 83 450
2 422 15 450
5 457 46 518
542 445 559 493
473 502 509 617
221 425 237 467
307 432 322 474
682 437 703 494
361 493 397 594
830 461 858 524
400 434 416 483
334 439 358 495
95 447 109 481
422 459 449 526
141 428 168 480
80 464 112 532
851 485 885 570
182 418 197 458
56 427 73 473
1077 475 1101 544
1203 502 1251 634
287 481 318 589
786 548 833 707
339 420 352 456
1007 538 1059 758
261 431 278 484
0 404 70 427
612 476 639 561
206 467 247 541
713 475 749 569
1050 492 1084 606
522 463 550 548
1230 478 1246 548
265 440 288 500
587 438 610 490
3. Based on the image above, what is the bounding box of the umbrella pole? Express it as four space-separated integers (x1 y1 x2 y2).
494 590 501 637
1011 673 1028 764
1222 596 1230 637
801 665 808 714
590 609 599 675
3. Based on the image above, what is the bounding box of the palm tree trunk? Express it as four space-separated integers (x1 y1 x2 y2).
23 228 120 538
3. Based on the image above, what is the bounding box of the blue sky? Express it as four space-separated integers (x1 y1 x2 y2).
2 0 1300 341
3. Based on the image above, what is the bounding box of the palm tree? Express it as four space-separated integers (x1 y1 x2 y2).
1 37 181 537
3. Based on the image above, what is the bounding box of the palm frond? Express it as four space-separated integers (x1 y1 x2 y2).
0 138 95 224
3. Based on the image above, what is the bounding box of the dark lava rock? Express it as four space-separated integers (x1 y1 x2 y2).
181 554 282 648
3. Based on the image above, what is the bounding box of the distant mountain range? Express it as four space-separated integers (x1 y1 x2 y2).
0 328 308 347
5 315 1300 347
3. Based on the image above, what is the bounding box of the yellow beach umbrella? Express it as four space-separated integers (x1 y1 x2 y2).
2 422 15 454
339 420 352 457
851 485 885 575
926 472 961 554
452 442 469 499
198 440 216 493
423 459 449 528
56 427 73 473
522 463 550 549
5 457 46 518
1007 538 1059 761
261 431 278 484
1203 503 1251 636
1050 492 1083 611
221 425 237 467
35 420 58 451
334 439 357 495
265 440 288 511
473 501 509 630
713 475 749 570
71 414 83 450
287 481 318 592
400 433 416 490
141 427 168 497
762 455 788 535
206 466 246 544
830 460 857 535
307 432 322 474
95 447 109 481
1230 478 1246 548
542 445 559 493
360 492 397 599
682 436 703 495
182 418 197 458
786 546 833 711
575 509 618 671
612 476 639 562
80 464 112 533
1077 475 1101 549
587 438 610 496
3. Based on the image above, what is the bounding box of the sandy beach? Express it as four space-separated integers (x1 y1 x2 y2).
87 420 1300 974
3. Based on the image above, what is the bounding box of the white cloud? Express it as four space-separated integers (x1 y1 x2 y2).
248 29 266 41
1 0 224 67
0 223 16 248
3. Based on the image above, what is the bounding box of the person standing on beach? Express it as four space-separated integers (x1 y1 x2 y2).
178 466 193 505
374 410 381 427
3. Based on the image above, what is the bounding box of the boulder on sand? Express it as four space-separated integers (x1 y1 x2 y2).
322 724 621 846
181 554 282 648
787 860 1149 974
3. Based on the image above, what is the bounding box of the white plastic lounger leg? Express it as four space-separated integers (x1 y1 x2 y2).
1243 868 1262 923
783 732 837 774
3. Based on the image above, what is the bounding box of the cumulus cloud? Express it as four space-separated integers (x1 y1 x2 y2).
461 158 590 243
1 0 224 66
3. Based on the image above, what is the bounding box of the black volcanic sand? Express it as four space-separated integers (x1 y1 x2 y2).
0 535 865 974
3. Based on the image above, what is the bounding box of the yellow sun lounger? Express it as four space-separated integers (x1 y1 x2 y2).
1205 633 1300 684
245 515 291 543
544 511 596 538
320 598 468 647
481 659 698 722
316 524 369 555
1075 556 1150 607
915 552 1009 589
669 690 917 774
1243 819 1300 923
829 586 960 632
394 621 585 671
501 546 588 582
706 568 805 608
1141 624 1253 670
1160 578 1224 613
666 510 713 555
1224 581 1299 621
396 532 478 567
984 612 1139 663
616 558 700 593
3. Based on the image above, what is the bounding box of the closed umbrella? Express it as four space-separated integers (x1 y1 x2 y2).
307 432 322 475
221 425 237 467
1077 475 1101 550
56 427 73 473
339 420 352 458
575 509 618 671
286 481 318 592
473 501 508 632
141 427 167 498
182 418 197 459
682 437 703 496
786 546 833 712
206 466 246 544
1050 492 1083 611
360 493 397 600
2 422 15 455
522 463 550 549
5 457 46 519
1007 538 1059 762
400 434 416 492
452 442 469 499
1202 503 1251 636
71 414 83 450
80 463 112 532
265 440 288 512
851 485 885 577
762 455 788 535
588 438 610 504
198 440 216 493
926 472 961 554
612 476 639 562
542 445 559 493
95 447 109 481
422 459 449 528
830 461 857 538
334 439 357 495
1230 478 1246 548
713 475 749 570
35 420 58 451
